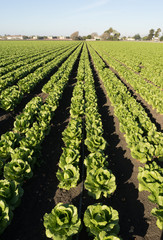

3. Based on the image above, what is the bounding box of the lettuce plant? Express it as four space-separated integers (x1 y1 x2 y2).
0 179 23 209
0 131 19 161
43 203 81 240
0 199 13 234
84 204 120 237
11 147 36 168
138 161 163 229
85 135 107 153
58 148 80 170
57 165 80 190
14 113 33 134
94 231 122 240
138 161 163 207
84 168 116 199
19 122 44 150
62 119 82 143
4 159 33 184
84 151 108 171
151 207 163 230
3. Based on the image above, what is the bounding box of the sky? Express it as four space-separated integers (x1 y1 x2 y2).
0 0 163 37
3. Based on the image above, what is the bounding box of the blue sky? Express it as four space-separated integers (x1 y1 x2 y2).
0 0 163 37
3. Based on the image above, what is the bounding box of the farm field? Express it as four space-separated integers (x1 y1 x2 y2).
0 40 162 240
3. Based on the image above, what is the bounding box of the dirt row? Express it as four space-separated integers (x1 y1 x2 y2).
1 46 162 240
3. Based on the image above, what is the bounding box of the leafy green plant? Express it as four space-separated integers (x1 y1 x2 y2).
84 151 108 171
84 168 116 199
0 179 23 209
4 160 33 184
11 147 36 168
19 122 44 150
85 135 107 153
94 231 122 240
151 207 163 230
138 162 163 207
43 203 81 240
56 165 79 190
58 148 80 170
0 199 13 235
0 131 19 162
62 119 82 144
84 204 120 237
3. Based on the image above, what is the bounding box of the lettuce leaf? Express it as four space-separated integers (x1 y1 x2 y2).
57 165 80 190
84 168 116 199
43 203 81 240
84 203 120 237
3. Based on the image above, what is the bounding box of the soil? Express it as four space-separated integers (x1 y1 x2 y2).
1 46 163 240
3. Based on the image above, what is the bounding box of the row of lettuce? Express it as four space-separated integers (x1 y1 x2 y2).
88 42 163 89
0 43 72 91
43 44 122 240
0 44 67 77
0 44 83 235
87 44 163 230
89 44 163 114
0 41 73 67
0 43 80 111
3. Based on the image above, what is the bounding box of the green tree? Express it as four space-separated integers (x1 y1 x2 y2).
133 34 141 40
101 27 120 41
86 35 92 39
70 31 79 40
160 36 163 41
147 29 155 40
155 28 161 37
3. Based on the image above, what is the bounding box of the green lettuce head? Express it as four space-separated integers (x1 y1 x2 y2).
4 159 33 184
43 203 81 240
94 231 122 240
84 203 119 237
85 135 107 153
84 204 120 237
0 179 24 209
85 168 116 199
57 165 80 190
151 207 163 230
0 199 13 235
84 151 108 171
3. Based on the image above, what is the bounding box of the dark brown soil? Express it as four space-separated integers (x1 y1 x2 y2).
0 46 162 240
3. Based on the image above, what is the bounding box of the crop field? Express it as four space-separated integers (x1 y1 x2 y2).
0 40 162 240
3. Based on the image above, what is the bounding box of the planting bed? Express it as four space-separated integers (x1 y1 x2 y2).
0 41 162 240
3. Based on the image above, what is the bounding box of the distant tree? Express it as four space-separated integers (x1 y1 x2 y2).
101 27 120 41
70 31 79 40
155 28 161 37
113 31 120 40
101 32 110 40
105 27 114 35
147 29 155 40
91 32 98 39
121 36 126 40
160 36 163 41
142 36 148 41
133 34 141 40
86 35 92 39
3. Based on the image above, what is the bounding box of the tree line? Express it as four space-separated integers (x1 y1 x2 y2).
70 28 163 41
